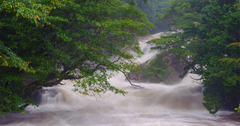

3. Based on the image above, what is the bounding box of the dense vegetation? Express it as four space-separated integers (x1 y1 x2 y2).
142 52 185 84
1 0 239 116
149 0 240 114
0 0 154 115
141 53 172 83
136 0 171 33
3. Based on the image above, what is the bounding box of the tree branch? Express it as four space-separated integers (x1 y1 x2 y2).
118 70 143 89
190 75 202 81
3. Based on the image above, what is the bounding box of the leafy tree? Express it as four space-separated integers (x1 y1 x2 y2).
0 0 54 115
136 0 170 23
0 0 154 115
136 0 171 33
149 0 240 114
195 0 240 114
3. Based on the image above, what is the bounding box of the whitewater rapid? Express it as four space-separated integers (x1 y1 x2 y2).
0 32 239 126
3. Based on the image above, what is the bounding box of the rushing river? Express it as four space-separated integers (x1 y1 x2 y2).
1 32 239 126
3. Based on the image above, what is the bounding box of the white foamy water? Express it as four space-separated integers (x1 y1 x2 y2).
0 32 239 126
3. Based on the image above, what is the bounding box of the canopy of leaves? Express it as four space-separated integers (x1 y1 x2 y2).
0 0 154 115
149 0 240 114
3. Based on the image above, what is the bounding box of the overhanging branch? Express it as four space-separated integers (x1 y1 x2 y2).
118 70 143 89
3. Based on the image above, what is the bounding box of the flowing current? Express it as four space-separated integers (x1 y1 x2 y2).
1 32 239 126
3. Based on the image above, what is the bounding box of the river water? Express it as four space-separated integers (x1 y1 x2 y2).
0 32 239 126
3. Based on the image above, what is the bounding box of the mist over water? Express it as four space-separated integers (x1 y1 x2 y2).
1 32 239 126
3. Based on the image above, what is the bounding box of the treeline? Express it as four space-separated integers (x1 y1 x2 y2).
136 0 171 33
148 0 240 114
0 0 154 115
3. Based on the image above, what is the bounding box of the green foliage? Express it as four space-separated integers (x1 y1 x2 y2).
136 0 171 33
136 0 171 23
0 80 38 115
151 0 240 114
0 0 154 115
203 88 221 114
141 53 172 83
220 42 240 67
235 104 240 113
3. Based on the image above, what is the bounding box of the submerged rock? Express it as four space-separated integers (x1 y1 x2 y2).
227 112 240 122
